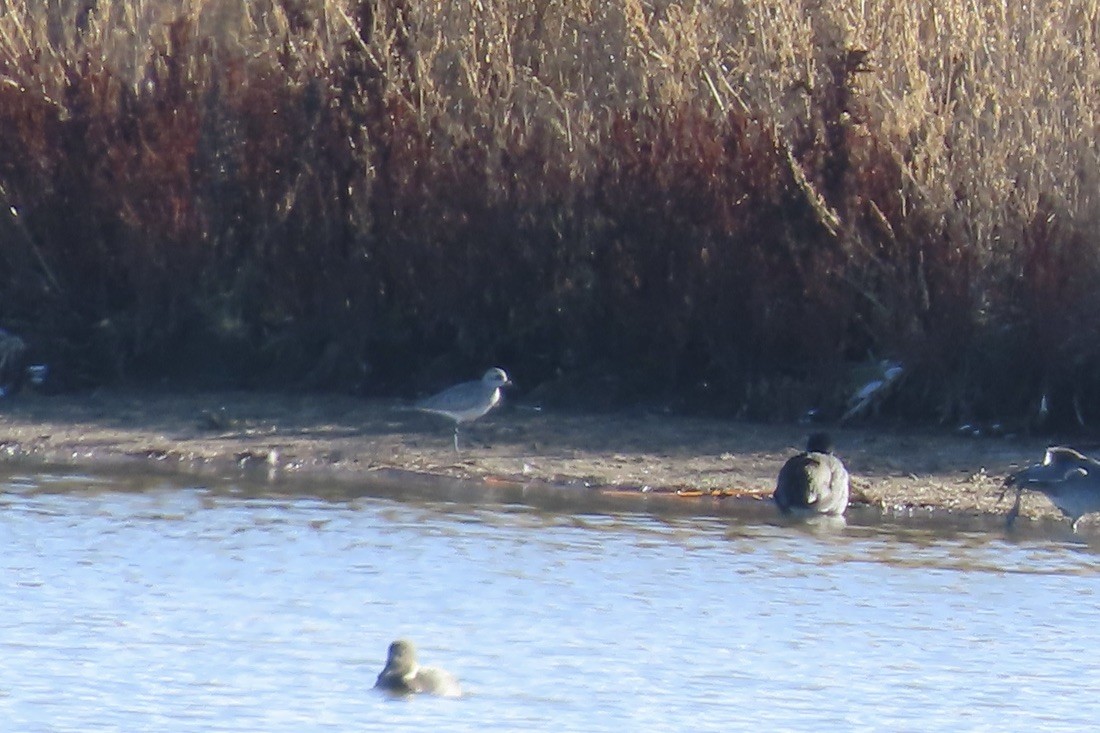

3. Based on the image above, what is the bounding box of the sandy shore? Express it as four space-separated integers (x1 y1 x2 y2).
0 389 1082 526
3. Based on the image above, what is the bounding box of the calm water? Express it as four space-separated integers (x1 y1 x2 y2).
1 468 1099 731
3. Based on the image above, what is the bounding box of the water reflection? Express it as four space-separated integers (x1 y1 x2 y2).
0 467 1098 731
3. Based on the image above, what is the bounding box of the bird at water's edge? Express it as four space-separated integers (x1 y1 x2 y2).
773 432 850 517
413 367 512 451
1003 446 1100 532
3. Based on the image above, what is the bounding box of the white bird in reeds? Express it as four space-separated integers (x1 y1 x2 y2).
413 367 512 451
841 360 903 423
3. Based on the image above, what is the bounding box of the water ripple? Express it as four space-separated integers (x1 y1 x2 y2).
0 470 1098 731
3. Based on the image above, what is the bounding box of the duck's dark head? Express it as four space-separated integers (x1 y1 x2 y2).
384 639 418 675
806 432 834 454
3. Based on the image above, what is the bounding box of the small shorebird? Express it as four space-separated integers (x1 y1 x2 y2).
773 432 850 517
414 367 512 451
374 639 462 697
1003 447 1100 532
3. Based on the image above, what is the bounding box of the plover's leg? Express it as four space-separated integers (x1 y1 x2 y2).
1005 488 1022 530
453 424 461 452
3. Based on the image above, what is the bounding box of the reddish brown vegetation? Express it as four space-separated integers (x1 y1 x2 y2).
0 1 1096 427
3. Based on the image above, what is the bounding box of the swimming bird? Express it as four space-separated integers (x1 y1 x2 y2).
1002 447 1100 531
773 432 850 517
414 367 512 451
374 639 462 697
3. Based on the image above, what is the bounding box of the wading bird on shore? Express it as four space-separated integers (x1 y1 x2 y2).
773 432 850 517
374 639 462 697
1003 447 1100 532
413 367 512 451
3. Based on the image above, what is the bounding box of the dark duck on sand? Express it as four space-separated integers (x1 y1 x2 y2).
773 433 850 517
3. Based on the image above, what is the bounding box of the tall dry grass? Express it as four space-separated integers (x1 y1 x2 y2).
0 0 1096 423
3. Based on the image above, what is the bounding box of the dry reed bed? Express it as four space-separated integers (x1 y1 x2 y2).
0 0 1096 425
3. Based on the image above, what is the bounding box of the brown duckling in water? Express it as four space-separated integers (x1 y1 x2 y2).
374 639 462 698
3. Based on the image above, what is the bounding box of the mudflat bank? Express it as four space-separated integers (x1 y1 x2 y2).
0 390 1082 527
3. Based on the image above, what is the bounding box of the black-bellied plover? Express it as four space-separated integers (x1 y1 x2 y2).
1003 446 1100 532
414 367 512 450
374 639 462 697
773 432 850 517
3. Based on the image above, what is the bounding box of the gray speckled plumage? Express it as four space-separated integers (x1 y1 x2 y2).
1003 447 1100 531
414 368 512 450
773 433 850 517
374 639 462 698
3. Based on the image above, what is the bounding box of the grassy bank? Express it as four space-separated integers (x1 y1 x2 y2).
0 0 1096 425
